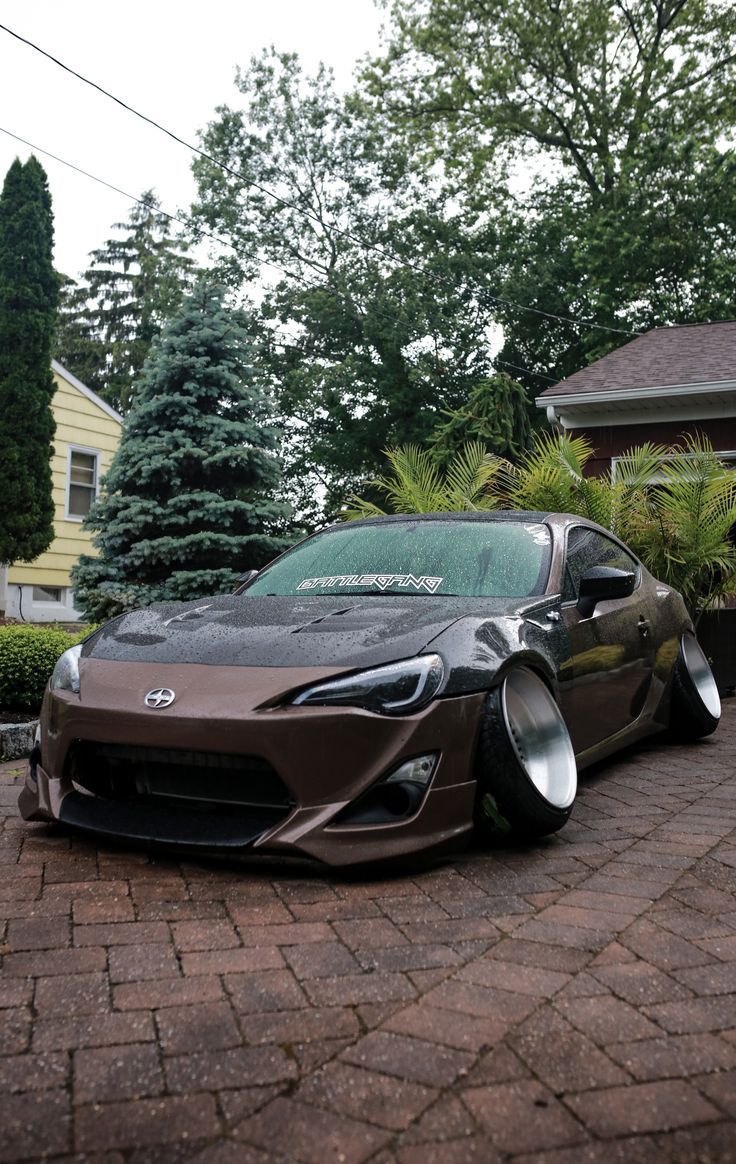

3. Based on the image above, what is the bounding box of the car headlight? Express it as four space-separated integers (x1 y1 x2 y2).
291 654 445 715
50 644 82 694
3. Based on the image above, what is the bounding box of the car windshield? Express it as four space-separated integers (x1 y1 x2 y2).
245 519 552 598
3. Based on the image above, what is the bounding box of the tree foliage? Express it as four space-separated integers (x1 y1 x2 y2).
191 51 528 520
54 192 195 412
371 0 736 191
72 284 291 622
366 0 736 382
0 156 57 565
430 373 532 465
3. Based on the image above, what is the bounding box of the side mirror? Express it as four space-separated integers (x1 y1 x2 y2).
232 569 258 595
577 566 635 618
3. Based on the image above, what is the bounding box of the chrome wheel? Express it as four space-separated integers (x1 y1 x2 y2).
501 669 577 809
681 635 720 720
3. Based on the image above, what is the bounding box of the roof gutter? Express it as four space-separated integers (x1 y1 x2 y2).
536 378 736 411
538 379 736 430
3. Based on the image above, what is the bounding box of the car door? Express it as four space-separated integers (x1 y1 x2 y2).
557 526 656 755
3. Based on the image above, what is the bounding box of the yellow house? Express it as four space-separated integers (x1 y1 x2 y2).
0 360 122 622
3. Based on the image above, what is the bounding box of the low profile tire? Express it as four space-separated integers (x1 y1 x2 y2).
474 667 577 840
669 633 720 741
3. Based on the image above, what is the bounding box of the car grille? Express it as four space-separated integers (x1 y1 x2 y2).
67 742 295 815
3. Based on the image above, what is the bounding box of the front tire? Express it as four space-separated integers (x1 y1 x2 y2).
669 634 720 741
474 668 577 841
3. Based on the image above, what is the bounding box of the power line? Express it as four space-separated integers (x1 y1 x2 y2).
0 20 641 341
0 123 315 304
0 122 562 388
496 359 558 384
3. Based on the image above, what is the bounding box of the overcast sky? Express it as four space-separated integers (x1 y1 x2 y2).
0 1 383 280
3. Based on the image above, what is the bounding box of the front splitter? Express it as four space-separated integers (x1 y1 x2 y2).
59 790 282 851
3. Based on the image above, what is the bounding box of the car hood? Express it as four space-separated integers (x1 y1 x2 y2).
82 593 543 670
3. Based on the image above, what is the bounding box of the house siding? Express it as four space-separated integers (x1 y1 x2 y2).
5 366 121 615
570 419 736 475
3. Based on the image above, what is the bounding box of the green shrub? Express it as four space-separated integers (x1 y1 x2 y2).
0 625 87 712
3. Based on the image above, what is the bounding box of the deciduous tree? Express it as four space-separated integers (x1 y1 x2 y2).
366 0 736 381
192 51 524 519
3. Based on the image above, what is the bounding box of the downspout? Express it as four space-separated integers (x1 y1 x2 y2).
546 404 563 433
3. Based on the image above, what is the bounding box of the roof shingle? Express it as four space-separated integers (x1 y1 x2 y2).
539 321 736 398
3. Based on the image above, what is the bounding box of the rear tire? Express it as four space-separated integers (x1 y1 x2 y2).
474 668 577 841
669 634 720 741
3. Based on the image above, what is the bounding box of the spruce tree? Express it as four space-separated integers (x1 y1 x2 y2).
54 191 195 412
0 156 57 564
430 374 533 466
72 284 291 622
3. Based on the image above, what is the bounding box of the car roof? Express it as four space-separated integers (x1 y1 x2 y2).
340 510 553 528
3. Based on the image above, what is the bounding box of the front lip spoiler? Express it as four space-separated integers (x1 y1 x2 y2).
59 790 281 851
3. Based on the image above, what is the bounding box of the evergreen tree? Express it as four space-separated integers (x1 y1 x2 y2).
53 273 106 394
430 374 533 466
72 284 291 622
0 156 57 564
54 192 195 412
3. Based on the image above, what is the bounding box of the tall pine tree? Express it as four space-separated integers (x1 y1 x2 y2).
55 192 195 412
72 283 291 622
0 156 57 565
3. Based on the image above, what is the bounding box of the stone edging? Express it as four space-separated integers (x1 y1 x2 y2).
0 720 37 762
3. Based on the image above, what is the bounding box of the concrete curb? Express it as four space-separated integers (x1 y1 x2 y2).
0 720 37 762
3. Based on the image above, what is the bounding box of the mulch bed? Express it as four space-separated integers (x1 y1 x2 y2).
0 708 38 724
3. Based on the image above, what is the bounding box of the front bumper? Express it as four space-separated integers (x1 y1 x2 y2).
20 659 484 866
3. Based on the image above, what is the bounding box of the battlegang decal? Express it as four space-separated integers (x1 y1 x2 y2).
297 573 444 594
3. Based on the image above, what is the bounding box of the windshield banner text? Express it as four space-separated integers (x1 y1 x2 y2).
297 573 444 594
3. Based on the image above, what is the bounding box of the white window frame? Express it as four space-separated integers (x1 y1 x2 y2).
32 585 65 605
65 444 101 522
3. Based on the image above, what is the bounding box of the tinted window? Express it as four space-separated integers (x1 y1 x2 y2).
562 527 638 603
246 520 552 598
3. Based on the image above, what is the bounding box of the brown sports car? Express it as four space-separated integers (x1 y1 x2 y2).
19 512 720 865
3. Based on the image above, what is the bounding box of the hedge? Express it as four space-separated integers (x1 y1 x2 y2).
0 625 90 713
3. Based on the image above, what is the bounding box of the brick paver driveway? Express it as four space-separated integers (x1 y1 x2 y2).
1 706 735 1163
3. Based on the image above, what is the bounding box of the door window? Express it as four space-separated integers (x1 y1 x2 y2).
562 527 638 603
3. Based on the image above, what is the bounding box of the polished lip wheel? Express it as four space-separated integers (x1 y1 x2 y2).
682 634 721 720
501 669 577 809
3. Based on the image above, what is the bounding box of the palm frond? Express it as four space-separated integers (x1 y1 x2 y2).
444 441 504 510
340 497 388 521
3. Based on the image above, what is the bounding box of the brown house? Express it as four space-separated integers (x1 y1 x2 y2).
536 321 736 473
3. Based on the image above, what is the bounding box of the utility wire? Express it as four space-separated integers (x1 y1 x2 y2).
0 20 641 340
0 122 563 386
0 124 315 306
0 125 312 356
496 359 558 384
